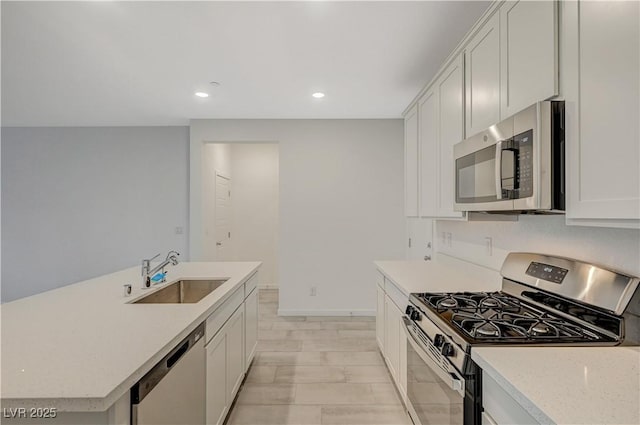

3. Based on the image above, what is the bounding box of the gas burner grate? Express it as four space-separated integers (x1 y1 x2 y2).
452 312 529 339
450 309 602 341
417 291 524 315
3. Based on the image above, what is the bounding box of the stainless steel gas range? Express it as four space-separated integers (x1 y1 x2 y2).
403 252 640 425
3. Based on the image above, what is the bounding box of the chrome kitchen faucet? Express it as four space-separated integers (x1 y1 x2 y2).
141 250 180 288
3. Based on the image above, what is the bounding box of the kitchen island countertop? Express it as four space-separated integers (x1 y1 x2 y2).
0 261 260 412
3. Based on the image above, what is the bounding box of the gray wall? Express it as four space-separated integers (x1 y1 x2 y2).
1 126 189 302
190 119 406 315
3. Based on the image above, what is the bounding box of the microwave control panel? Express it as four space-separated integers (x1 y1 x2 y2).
515 129 533 198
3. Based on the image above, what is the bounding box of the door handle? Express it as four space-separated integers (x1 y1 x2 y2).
495 140 503 200
402 317 465 396
216 242 222 246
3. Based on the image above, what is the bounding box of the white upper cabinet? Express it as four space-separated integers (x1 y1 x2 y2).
437 54 465 218
418 89 438 217
406 54 467 220
562 0 640 228
500 0 558 118
404 105 419 217
465 12 501 137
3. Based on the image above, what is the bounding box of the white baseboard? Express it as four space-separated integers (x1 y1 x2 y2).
258 284 279 289
277 309 375 317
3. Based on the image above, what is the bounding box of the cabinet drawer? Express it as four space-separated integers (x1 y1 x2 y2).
483 372 538 424
376 271 385 289
206 286 244 344
244 272 258 298
384 278 409 313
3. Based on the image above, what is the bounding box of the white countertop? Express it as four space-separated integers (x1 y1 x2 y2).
376 255 640 424
375 254 502 295
473 346 640 425
0 261 260 412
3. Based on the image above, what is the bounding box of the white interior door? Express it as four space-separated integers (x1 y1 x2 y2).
215 172 231 261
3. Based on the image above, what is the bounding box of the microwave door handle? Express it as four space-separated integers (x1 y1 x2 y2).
402 317 465 396
495 140 503 200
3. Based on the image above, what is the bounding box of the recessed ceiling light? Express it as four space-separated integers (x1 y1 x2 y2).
195 92 209 98
312 92 325 99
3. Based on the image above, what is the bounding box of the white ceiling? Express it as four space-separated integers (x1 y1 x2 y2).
2 1 490 126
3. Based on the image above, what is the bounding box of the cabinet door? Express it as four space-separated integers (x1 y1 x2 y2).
398 314 407 401
384 295 401 381
405 105 419 217
206 331 228 425
244 288 258 367
500 0 557 118
437 54 466 218
418 89 438 217
376 284 385 351
563 0 640 227
227 306 245 402
483 372 538 424
465 12 501 136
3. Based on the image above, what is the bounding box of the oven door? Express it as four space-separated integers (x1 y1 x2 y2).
403 317 465 425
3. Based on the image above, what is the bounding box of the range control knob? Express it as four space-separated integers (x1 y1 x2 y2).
441 342 455 357
405 305 414 315
433 334 445 348
410 310 421 321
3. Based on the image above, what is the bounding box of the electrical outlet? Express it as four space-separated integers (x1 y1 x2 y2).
310 286 317 296
175 226 184 235
485 237 493 256
446 232 452 247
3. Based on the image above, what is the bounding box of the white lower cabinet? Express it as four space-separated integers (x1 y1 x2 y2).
206 305 245 425
482 372 539 425
376 273 408 403
376 283 386 351
226 306 245 401
384 295 401 380
205 328 228 425
397 315 407 399
206 271 259 425
244 286 258 367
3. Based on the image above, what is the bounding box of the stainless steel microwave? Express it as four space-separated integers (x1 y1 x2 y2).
453 101 565 213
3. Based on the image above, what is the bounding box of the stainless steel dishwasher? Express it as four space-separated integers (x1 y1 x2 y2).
131 323 205 425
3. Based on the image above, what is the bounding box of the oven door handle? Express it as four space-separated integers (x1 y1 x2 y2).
402 317 465 396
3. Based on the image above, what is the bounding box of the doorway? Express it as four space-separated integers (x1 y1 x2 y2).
201 142 279 288
214 171 231 261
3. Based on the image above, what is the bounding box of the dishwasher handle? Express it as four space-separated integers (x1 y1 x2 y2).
166 340 189 369
131 323 205 404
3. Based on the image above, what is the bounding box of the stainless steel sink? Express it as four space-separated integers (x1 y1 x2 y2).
132 279 228 304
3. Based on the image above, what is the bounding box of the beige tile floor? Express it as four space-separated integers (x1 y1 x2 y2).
226 289 410 425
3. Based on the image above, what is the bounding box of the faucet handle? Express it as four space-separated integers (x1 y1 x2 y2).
141 253 161 274
146 253 161 262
